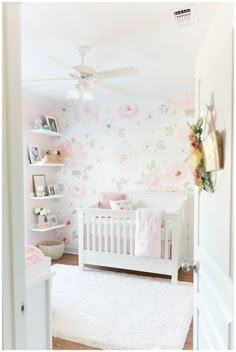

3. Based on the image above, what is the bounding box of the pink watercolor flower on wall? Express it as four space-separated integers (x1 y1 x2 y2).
57 140 88 167
118 103 139 119
56 232 70 245
112 142 136 170
68 182 87 199
81 105 99 123
162 94 194 111
178 125 191 145
165 163 188 184
145 172 161 191
61 215 74 228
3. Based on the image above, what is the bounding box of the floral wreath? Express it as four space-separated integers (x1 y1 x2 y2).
188 118 213 192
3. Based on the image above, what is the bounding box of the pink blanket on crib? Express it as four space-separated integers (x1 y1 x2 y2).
134 208 164 259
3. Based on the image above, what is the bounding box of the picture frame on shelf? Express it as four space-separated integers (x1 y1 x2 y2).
53 184 62 195
47 214 58 226
32 174 48 197
47 184 56 196
45 115 59 133
28 144 41 164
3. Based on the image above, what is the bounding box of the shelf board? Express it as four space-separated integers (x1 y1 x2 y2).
31 224 65 232
30 194 64 200
29 162 64 167
28 129 63 137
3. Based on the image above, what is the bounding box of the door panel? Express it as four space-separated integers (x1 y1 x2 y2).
194 4 234 350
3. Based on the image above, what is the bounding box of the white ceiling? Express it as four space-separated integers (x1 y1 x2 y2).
21 2 220 103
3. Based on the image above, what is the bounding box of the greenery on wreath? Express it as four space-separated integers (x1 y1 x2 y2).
188 118 212 192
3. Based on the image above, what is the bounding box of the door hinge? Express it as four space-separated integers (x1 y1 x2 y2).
21 302 25 314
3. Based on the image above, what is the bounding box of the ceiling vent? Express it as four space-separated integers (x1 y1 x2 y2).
173 6 198 27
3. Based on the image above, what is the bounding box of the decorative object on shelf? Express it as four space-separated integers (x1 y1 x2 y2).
47 184 55 195
47 214 58 226
38 240 64 260
188 118 213 192
28 144 41 164
45 115 59 133
34 207 50 223
36 185 45 197
43 149 62 164
33 174 48 196
34 118 43 129
43 124 52 130
37 221 52 229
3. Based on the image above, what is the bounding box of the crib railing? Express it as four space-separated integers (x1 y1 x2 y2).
78 208 182 260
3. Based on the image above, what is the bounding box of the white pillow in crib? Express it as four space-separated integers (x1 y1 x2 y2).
109 199 133 210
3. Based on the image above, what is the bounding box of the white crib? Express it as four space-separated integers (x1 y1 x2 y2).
77 192 192 283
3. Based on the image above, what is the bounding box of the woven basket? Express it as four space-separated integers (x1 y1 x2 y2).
39 240 64 260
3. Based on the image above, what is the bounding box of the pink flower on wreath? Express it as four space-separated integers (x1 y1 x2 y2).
56 232 70 245
69 182 87 199
118 103 139 119
165 163 188 184
145 172 161 191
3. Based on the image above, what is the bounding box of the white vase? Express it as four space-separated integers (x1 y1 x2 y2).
37 215 46 224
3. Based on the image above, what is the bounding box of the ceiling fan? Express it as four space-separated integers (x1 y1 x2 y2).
24 46 139 100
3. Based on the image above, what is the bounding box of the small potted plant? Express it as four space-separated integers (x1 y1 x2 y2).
34 207 50 223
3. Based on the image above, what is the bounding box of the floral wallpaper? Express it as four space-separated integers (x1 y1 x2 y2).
47 95 195 253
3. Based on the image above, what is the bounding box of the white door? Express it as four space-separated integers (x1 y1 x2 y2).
193 4 234 350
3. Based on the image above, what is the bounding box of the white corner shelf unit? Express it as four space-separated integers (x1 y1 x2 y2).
28 124 65 239
28 129 63 137
31 224 66 232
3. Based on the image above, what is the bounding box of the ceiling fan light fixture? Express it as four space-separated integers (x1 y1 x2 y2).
82 84 94 101
66 85 81 100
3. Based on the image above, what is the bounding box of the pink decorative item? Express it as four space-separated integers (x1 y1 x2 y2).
99 193 126 209
118 103 139 119
25 245 44 267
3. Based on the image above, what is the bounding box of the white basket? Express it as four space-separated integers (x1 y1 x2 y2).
39 240 64 260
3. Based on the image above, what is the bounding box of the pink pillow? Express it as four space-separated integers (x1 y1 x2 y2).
99 193 125 209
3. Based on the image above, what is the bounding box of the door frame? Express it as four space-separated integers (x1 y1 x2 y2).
2 3 27 349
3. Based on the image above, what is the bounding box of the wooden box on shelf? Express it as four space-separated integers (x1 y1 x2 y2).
37 222 52 230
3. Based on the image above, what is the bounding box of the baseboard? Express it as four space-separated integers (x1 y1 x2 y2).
64 247 78 255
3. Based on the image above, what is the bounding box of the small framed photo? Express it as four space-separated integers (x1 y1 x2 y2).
45 115 59 133
47 184 56 196
28 144 41 164
53 184 61 195
47 214 58 226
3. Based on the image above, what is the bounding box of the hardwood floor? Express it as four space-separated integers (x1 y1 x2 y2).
52 253 193 350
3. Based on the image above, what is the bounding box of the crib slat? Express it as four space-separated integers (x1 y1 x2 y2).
86 215 90 250
130 217 134 255
111 216 114 253
98 216 102 252
164 216 169 259
117 216 120 254
104 216 108 253
123 217 127 255
92 216 96 251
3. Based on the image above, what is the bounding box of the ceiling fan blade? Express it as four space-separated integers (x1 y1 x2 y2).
48 57 80 75
93 66 139 79
94 80 130 96
23 78 76 82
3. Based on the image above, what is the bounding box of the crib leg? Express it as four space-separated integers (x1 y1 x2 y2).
171 275 178 284
79 263 84 271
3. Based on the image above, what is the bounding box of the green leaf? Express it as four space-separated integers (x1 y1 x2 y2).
151 160 156 169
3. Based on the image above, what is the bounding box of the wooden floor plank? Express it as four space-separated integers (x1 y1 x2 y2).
52 253 193 350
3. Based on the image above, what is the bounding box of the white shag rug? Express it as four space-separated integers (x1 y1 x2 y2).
52 264 193 350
